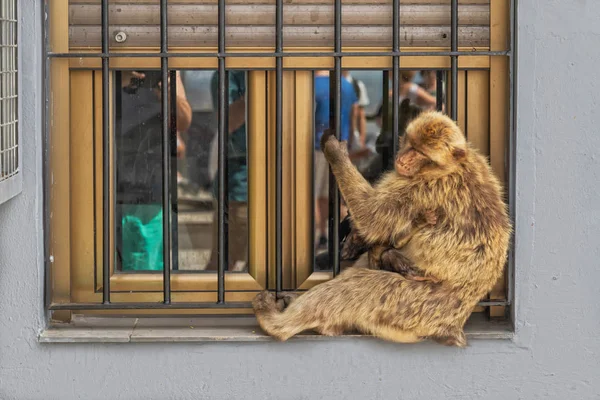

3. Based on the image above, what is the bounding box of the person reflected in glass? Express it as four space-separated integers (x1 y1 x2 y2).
115 70 192 271
206 71 248 272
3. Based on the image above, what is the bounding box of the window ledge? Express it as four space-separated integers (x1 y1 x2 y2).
39 314 513 343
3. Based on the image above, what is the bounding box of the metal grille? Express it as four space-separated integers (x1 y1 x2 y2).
0 0 19 204
46 0 516 312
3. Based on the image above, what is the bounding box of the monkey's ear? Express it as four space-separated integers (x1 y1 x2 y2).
452 147 466 160
400 98 411 111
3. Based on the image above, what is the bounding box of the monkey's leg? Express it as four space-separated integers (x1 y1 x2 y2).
275 291 300 311
254 272 362 341
432 330 467 348
316 325 346 336
253 291 319 341
370 324 466 346
369 326 425 344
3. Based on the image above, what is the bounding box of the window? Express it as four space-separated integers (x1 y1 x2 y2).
0 0 20 204
46 0 514 327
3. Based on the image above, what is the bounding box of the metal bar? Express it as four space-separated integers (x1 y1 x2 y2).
381 70 390 171
436 70 444 111
43 1 52 308
48 299 508 310
170 70 179 271
275 0 283 292
49 302 254 310
382 71 390 134
49 50 511 58
507 0 517 310
217 0 228 303
113 72 122 292
392 0 400 158
450 0 458 121
329 0 342 277
159 0 172 304
101 0 111 304
477 300 510 307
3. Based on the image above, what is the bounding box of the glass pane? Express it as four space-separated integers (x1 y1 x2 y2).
114 68 249 273
313 69 447 272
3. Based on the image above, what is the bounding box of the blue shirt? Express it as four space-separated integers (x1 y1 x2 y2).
314 75 358 149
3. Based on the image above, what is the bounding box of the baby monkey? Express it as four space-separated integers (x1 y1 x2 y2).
342 209 441 283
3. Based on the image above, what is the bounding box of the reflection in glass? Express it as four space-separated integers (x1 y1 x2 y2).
114 70 187 272
114 69 249 273
201 70 249 273
313 69 446 271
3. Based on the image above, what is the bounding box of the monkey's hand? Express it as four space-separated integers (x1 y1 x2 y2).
320 129 349 163
423 210 438 226
341 230 368 260
320 128 337 151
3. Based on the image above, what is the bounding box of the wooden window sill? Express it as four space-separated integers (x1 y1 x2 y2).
38 313 513 343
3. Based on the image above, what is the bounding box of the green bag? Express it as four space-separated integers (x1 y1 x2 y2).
119 204 164 271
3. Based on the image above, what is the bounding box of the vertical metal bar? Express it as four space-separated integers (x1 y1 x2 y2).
381 70 390 132
381 70 390 170
160 0 171 304
170 70 179 271
275 0 283 292
43 0 51 308
217 0 228 303
391 0 400 157
450 0 458 121
101 0 111 304
507 0 516 310
329 0 342 277
382 71 390 133
445 71 451 115
436 70 444 111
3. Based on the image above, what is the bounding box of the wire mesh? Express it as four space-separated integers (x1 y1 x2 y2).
0 0 18 184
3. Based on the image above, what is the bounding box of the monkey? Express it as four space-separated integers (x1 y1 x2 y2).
253 111 511 347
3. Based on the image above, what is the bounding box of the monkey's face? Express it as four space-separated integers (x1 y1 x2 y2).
394 146 431 177
395 111 466 178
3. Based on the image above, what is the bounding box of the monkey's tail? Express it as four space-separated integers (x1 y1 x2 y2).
253 291 315 341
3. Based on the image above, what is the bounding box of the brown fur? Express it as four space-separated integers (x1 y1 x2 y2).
253 111 512 347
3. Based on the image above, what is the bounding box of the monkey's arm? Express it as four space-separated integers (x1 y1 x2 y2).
321 132 415 245
369 246 439 283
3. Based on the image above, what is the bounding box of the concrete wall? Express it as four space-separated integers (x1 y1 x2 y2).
1 0 599 398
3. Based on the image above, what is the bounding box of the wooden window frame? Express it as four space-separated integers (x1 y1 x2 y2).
46 0 512 322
